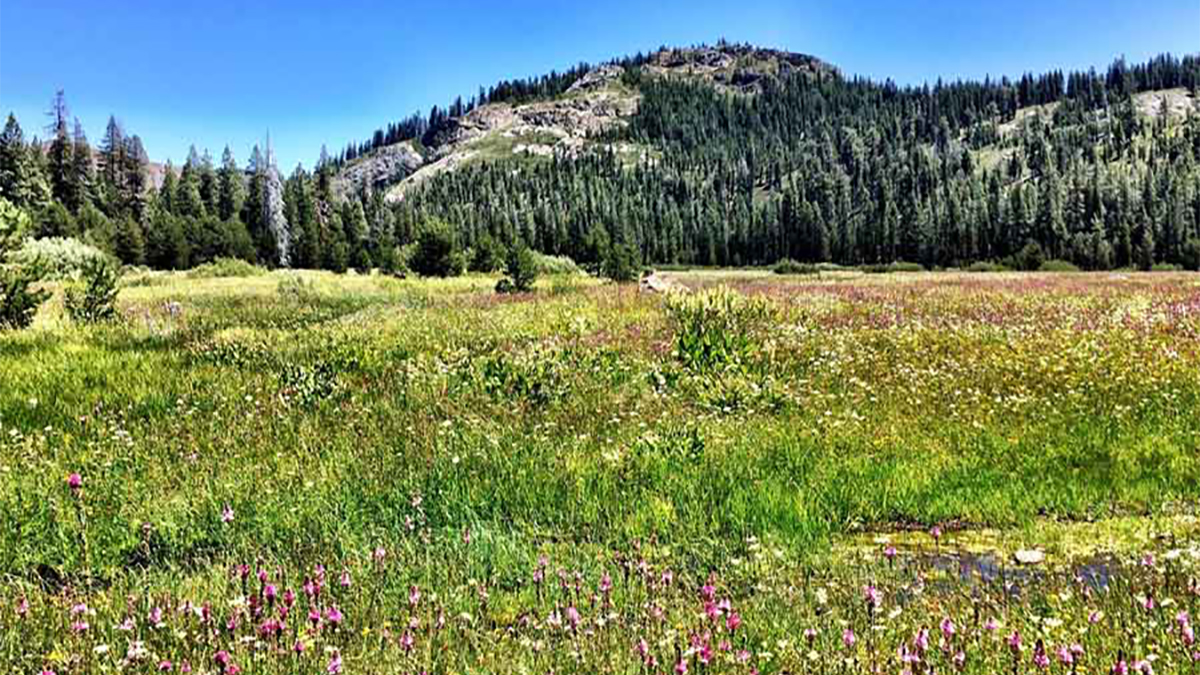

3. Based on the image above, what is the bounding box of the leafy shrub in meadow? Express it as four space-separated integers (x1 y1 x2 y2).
410 219 466 278
1007 241 1047 271
664 286 775 373
1151 262 1183 272
0 260 48 330
532 251 583 275
469 233 506 273
862 261 925 274
496 245 539 294
7 236 108 280
966 261 1009 273
773 258 819 275
602 241 641 282
186 257 266 279
1039 259 1082 273
63 254 122 324
277 274 319 301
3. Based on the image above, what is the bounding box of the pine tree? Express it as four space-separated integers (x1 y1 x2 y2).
67 119 94 213
98 116 126 214
0 114 37 209
217 146 244 222
45 90 73 206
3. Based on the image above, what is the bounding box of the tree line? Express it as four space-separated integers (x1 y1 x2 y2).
3 49 1199 276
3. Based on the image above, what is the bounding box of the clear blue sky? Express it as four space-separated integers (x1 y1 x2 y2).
2 0 1197 170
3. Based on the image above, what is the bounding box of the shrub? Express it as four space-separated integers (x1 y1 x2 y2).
1151 262 1184 272
470 234 506 273
497 245 539 294
602 241 641 282
187 257 266 279
773 259 819 275
6 237 108 281
1182 238 1200 272
1011 241 1046 271
0 261 49 330
966 261 1009 273
664 287 775 373
888 261 925 273
532 252 583 275
63 255 121 324
410 220 465 278
1039 259 1082 273
0 197 30 254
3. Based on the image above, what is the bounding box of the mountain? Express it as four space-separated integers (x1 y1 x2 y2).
326 43 1199 271
333 45 836 199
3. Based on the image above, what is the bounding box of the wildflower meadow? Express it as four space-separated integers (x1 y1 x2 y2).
2 269 1199 674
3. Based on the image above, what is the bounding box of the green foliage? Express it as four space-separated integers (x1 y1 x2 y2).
63 254 121 324
664 286 775 373
861 261 926 274
602 240 641 282
966 261 1010 273
410 219 465 277
8 236 108 280
1183 238 1200 272
498 244 539 293
469 233 505 273
1008 241 1047 271
0 259 48 330
532 252 583 275
186 257 267 279
1039 259 1082 272
773 258 819 275
0 196 30 253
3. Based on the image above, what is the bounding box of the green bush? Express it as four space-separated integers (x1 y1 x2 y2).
532 252 583 275
0 197 30 254
1039 259 1082 273
966 261 1009 273
10 237 114 280
410 220 465 278
664 287 775 373
497 245 539 294
773 259 819 275
0 261 49 330
63 255 122 324
602 241 641 282
187 257 266 279
862 261 925 274
1008 241 1046 271
1182 238 1200 272
1151 262 1184 272
469 234 506 273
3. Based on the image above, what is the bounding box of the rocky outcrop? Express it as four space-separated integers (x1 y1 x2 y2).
334 141 424 196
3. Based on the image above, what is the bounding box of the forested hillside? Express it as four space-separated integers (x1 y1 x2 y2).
3 44 1200 273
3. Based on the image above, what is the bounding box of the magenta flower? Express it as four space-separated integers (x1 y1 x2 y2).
324 606 343 626
1112 660 1129 675
726 611 741 632
1057 646 1075 665
1007 630 1022 653
940 617 956 639
67 473 82 492
16 597 28 619
884 545 897 561
400 631 415 652
264 584 277 604
221 504 234 524
565 605 581 629
409 584 421 607
953 651 966 671
843 628 857 649
930 525 943 541
804 627 818 642
158 661 172 671
372 546 387 563
327 652 342 674
599 572 613 594
862 584 881 609
674 658 688 675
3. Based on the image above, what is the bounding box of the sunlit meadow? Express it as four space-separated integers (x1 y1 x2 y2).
2 269 1200 674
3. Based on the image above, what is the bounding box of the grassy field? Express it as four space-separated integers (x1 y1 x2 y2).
2 269 1199 673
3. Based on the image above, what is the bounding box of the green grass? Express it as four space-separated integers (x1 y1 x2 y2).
2 270 1199 672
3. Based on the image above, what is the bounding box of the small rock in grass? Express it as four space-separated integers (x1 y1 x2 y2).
1014 549 1045 565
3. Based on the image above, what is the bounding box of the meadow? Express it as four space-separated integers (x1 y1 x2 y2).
2 269 1200 674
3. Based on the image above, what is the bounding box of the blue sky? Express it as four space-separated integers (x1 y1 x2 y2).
1 0 1197 170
